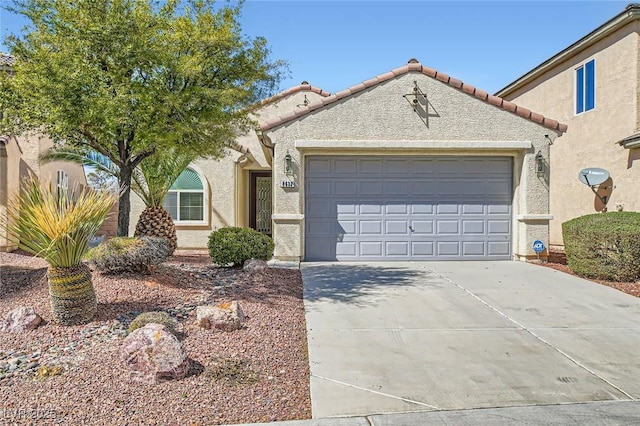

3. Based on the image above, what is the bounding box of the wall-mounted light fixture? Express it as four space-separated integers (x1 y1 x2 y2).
535 151 544 176
284 150 293 176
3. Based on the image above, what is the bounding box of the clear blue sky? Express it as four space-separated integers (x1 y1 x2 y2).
0 1 630 94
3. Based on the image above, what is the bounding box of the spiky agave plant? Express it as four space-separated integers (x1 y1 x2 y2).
4 177 115 325
131 148 195 254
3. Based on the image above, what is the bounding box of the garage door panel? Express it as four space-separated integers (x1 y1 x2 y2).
334 159 357 173
463 241 485 256
463 220 485 234
360 242 383 256
437 241 461 256
386 204 408 215
337 220 356 234
488 204 511 215
360 221 383 234
386 242 409 256
360 204 383 215
336 241 356 256
410 180 436 195
305 156 512 261
411 220 434 234
386 221 408 234
436 204 460 214
334 181 357 196
360 181 383 195
307 181 331 196
336 203 356 215
360 159 383 173
307 220 333 236
307 199 332 216
412 204 435 215
488 220 511 234
437 220 460 234
462 203 485 214
385 180 409 195
412 241 435 256
306 158 332 175
488 241 511 256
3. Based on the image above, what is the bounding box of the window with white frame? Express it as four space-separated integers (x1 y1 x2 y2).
56 170 68 197
576 59 595 114
163 168 206 223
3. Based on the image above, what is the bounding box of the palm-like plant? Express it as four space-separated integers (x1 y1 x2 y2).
3 177 115 325
41 145 194 254
131 149 195 254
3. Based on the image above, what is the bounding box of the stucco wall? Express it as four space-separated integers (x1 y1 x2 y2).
128 88 326 248
17 134 87 192
0 133 87 252
0 137 21 251
265 72 558 261
502 22 640 246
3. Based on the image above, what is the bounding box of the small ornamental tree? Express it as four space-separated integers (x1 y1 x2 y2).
1 0 286 236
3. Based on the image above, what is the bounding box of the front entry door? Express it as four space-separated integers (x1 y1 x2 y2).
250 172 272 236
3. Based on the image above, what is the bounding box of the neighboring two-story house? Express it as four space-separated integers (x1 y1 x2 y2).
0 53 88 252
496 4 640 249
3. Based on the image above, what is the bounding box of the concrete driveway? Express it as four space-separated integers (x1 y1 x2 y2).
301 261 640 418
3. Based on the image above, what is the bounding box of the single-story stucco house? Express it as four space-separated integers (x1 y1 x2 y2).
129 58 567 262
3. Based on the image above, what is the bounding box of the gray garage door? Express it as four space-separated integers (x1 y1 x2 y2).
305 156 512 261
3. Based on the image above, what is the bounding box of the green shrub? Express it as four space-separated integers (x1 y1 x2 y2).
208 227 274 267
562 212 640 282
128 311 178 335
85 236 171 273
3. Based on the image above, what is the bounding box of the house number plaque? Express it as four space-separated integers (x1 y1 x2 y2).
280 180 296 188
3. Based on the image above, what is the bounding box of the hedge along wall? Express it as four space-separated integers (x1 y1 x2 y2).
562 212 640 282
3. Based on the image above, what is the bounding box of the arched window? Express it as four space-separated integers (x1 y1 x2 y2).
163 168 206 223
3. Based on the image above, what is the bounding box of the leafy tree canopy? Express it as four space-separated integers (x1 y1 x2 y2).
1 0 287 235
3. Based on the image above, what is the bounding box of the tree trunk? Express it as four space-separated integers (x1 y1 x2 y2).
47 263 96 325
117 166 133 237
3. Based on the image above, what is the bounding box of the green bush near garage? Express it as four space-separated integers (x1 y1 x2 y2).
562 212 640 282
207 227 274 267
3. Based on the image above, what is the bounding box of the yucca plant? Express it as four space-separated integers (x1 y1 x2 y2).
3 177 115 325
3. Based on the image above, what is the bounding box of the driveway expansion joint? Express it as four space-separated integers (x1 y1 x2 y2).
312 374 442 410
422 266 637 402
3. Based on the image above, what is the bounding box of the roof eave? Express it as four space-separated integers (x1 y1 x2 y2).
495 6 640 97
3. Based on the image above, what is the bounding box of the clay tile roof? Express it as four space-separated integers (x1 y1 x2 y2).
0 53 15 67
257 82 331 107
261 59 567 133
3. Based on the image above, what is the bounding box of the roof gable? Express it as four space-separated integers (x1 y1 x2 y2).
261 59 566 133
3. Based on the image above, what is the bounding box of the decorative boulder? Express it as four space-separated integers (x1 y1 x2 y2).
0 306 43 333
196 301 246 332
243 258 268 274
120 323 189 384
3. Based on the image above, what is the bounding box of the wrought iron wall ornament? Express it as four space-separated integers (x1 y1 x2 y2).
403 81 432 127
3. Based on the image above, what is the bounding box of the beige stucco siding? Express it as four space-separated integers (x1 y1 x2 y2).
0 133 87 252
265 72 557 260
0 137 21 251
503 22 640 246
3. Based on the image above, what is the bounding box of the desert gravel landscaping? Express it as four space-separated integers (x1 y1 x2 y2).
0 250 311 425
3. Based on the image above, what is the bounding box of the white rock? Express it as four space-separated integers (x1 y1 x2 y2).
196 301 246 332
0 306 43 333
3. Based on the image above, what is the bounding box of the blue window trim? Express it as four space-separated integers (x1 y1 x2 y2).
576 59 595 114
